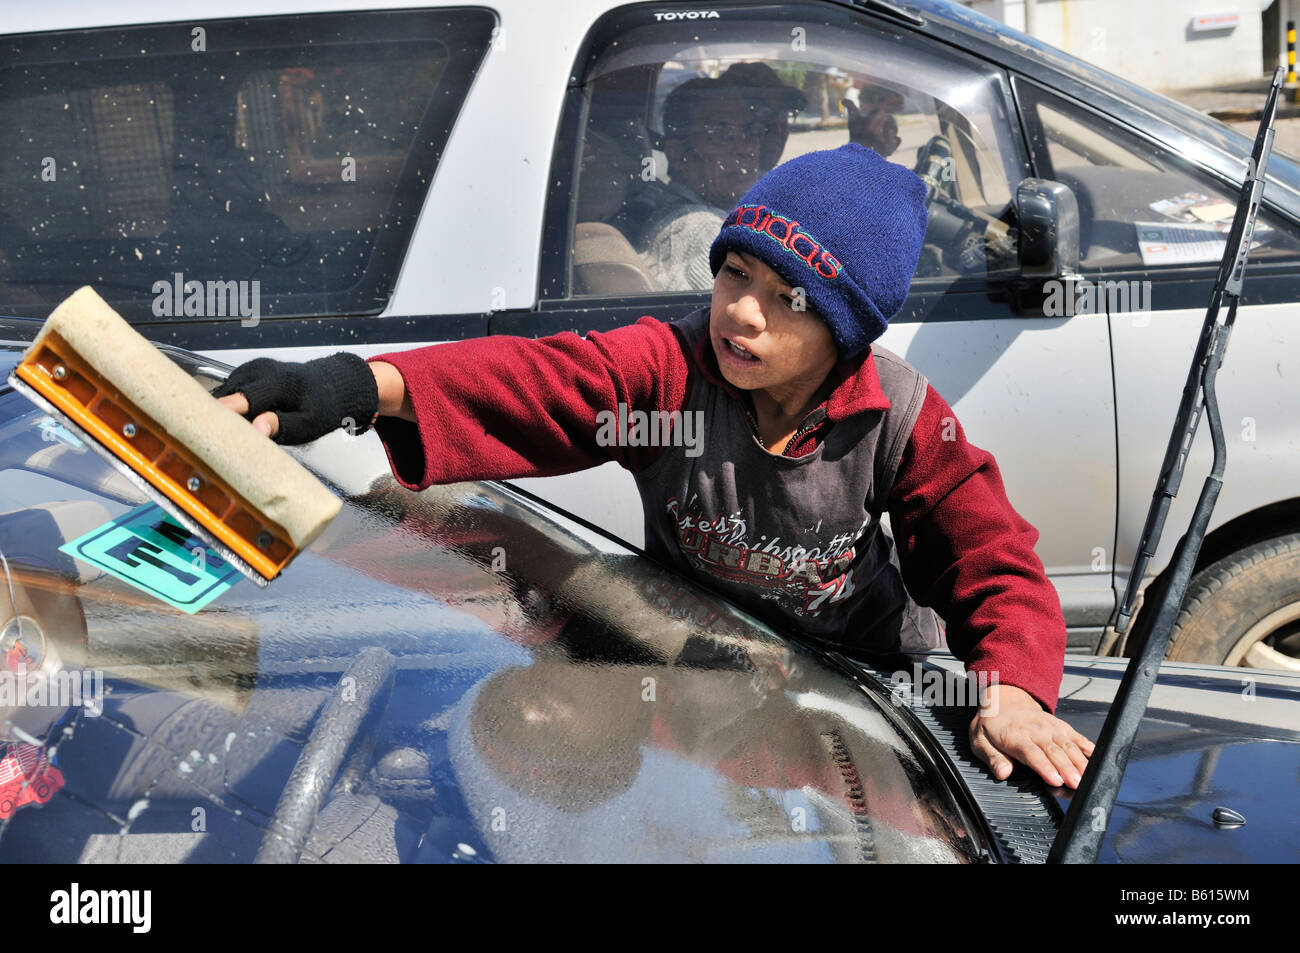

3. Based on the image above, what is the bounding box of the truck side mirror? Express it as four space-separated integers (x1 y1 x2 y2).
1016 178 1080 278
1008 176 1081 314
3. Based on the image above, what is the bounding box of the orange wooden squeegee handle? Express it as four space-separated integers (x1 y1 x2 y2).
15 332 293 581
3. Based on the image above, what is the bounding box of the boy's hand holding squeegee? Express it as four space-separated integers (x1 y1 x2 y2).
8 286 344 587
213 353 415 443
211 353 380 444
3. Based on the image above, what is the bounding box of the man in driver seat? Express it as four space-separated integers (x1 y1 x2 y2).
621 76 769 291
215 143 1094 792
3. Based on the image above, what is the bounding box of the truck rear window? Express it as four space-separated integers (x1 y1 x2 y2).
0 9 494 322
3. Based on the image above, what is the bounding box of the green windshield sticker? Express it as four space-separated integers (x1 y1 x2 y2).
59 502 241 613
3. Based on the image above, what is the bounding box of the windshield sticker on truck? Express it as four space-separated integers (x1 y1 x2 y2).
58 502 241 613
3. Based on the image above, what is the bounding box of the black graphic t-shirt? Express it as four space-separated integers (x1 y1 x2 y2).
634 309 943 653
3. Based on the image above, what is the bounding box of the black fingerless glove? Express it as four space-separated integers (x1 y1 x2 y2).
211 352 380 446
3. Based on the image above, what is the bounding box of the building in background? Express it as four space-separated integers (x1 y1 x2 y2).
960 0 1284 92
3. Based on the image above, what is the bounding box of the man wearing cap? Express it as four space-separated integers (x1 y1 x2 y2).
717 61 807 173
620 76 768 291
216 143 1093 791
617 67 806 292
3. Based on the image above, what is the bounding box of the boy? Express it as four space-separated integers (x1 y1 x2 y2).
215 144 1093 789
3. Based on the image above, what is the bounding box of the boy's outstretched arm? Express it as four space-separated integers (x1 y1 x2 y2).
217 320 691 484
370 359 415 421
363 321 689 489
888 382 1094 789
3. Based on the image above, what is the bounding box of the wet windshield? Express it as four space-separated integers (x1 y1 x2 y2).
0 341 984 863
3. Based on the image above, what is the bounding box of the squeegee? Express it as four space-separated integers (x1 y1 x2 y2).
7 286 342 587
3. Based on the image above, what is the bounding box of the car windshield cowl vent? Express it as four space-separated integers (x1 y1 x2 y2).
837 655 1064 865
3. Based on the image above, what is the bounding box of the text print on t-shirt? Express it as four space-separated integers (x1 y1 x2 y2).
665 497 869 614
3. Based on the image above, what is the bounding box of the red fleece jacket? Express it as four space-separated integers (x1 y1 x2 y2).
366 317 1067 711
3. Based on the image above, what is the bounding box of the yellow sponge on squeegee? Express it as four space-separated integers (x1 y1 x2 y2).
9 286 341 584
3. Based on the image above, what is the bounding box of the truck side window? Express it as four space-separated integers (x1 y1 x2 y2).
554 5 1025 299
1018 82 1300 272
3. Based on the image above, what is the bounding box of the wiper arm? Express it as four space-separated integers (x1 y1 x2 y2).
1048 67 1284 866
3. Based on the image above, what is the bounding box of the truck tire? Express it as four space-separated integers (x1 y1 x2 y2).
1166 533 1300 670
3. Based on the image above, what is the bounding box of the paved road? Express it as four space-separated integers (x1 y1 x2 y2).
785 109 1300 179
1227 118 1300 162
1164 79 1300 161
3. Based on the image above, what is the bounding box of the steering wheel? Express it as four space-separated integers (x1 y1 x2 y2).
254 646 395 864
913 135 957 208
911 135 1004 275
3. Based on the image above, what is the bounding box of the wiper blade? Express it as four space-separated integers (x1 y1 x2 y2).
1048 67 1284 865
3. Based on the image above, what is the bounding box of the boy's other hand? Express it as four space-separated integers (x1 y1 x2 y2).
968 683 1095 789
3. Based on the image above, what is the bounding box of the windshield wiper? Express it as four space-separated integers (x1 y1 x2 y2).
1048 67 1285 865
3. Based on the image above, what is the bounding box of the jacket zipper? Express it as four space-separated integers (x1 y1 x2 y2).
743 403 823 456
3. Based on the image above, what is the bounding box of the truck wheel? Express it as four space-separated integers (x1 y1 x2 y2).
1167 533 1300 670
0 797 13 818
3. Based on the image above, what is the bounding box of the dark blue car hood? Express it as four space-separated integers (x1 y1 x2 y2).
1052 658 1300 863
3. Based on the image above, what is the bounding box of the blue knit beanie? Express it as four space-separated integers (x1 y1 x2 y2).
708 143 928 359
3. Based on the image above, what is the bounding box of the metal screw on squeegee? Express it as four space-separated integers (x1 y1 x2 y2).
187 476 201 492
123 423 136 438
255 531 273 549
52 365 66 380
